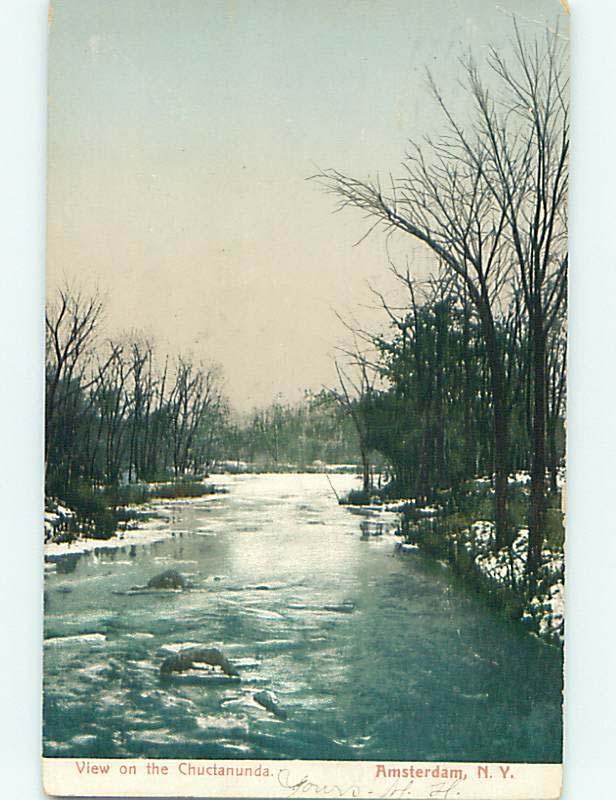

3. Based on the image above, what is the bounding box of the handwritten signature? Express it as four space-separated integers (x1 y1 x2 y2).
277 770 462 799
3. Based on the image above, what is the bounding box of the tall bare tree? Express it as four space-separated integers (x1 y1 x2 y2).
460 24 568 574
167 358 225 476
315 98 512 546
45 287 104 486
329 357 376 493
315 23 567 571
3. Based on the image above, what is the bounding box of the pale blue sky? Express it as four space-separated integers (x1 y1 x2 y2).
47 0 567 409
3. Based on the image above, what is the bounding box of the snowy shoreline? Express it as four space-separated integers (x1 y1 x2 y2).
44 491 229 563
462 522 564 646
394 515 564 647
355 473 565 648
43 472 354 563
44 472 564 647
44 517 173 562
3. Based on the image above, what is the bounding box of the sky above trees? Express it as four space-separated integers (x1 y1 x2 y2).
47 0 566 411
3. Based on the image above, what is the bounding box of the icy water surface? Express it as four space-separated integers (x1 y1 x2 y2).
44 473 562 762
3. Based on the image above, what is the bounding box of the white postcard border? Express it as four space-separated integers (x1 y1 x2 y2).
42 758 561 799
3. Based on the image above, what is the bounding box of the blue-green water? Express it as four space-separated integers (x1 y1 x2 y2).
43 473 562 762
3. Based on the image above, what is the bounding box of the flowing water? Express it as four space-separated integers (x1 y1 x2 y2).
43 473 562 763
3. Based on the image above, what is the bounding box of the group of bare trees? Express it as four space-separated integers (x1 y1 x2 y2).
45 288 228 499
225 396 363 469
45 288 362 500
317 23 567 576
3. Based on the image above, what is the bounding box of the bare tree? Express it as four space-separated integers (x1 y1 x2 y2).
126 339 156 482
546 318 566 494
315 101 512 546
45 286 104 485
315 22 567 570
329 357 376 493
460 24 568 574
93 342 134 484
167 358 224 476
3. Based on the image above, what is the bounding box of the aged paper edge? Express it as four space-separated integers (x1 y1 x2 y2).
42 758 562 799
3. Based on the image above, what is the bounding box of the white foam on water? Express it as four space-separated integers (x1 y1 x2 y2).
78 663 110 678
195 715 248 733
159 641 209 653
44 633 106 646
70 734 98 746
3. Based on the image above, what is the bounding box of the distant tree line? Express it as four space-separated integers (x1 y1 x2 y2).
224 395 363 469
45 289 364 503
45 287 228 499
317 23 567 576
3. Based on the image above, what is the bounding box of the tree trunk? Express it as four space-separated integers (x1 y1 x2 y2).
527 318 547 577
360 445 370 493
480 305 510 550
547 415 558 494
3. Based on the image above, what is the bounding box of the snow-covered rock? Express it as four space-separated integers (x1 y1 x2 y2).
44 499 77 543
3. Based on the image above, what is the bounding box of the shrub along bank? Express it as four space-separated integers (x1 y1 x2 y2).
44 479 221 544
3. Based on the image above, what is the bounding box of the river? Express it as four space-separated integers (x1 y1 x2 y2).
43 473 562 763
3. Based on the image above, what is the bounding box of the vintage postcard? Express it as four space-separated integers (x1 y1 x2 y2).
43 1 567 797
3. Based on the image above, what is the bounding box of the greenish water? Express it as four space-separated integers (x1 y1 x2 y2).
43 473 562 762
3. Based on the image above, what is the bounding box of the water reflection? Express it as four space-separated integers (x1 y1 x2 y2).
43 473 562 762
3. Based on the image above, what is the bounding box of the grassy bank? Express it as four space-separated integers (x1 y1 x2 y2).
45 479 222 544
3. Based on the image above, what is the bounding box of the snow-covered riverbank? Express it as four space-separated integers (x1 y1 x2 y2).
344 477 565 647
391 520 564 646
458 522 564 646
44 476 239 562
44 514 173 562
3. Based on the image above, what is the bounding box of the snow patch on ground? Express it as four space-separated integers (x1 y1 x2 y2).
508 471 531 485
396 542 419 553
471 528 528 586
407 503 564 646
524 582 564 642
44 499 77 542
44 517 173 561
378 499 443 515
456 522 564 645
44 486 226 561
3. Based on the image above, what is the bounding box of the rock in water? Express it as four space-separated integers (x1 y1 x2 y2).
254 690 287 719
146 569 190 589
160 646 239 678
